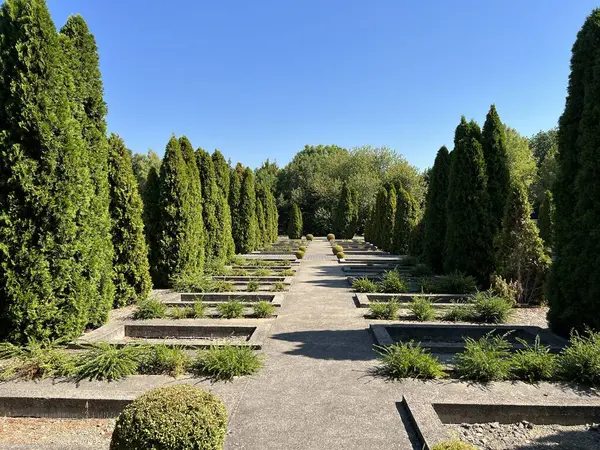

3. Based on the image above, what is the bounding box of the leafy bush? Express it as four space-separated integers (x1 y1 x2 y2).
327 233 335 241
336 251 345 259
75 343 142 382
295 250 305 259
217 300 244 319
409 296 436 321
468 291 512 324
137 345 191 378
194 346 262 381
169 307 194 319
419 272 477 294
352 277 378 293
511 336 556 383
280 269 295 277
375 342 446 380
135 297 167 320
306 234 314 241
271 282 286 292
253 301 276 318
411 263 434 277
298 245 307 252
246 280 260 292
368 300 399 320
455 332 512 382
378 271 408 293
490 275 521 306
431 440 478 450
253 268 271 277
110 384 227 450
556 331 600 387
0 341 76 381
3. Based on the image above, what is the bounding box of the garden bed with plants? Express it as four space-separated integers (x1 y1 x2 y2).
134 297 278 319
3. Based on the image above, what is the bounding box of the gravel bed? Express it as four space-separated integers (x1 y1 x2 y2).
448 421 600 449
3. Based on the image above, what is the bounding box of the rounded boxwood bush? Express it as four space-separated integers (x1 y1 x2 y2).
298 245 307 252
110 384 227 450
332 244 343 255
336 251 345 259
327 233 335 241
295 250 305 259
306 234 314 241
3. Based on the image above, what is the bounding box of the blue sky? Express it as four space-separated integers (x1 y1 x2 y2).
48 0 598 170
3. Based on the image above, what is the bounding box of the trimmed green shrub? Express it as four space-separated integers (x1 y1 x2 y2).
352 278 378 293
75 343 141 382
253 301 276 318
194 346 262 381
137 345 191 378
455 332 512 382
378 271 408 294
375 342 446 380
135 298 167 320
306 234 314 241
409 296 436 321
431 441 478 450
327 233 335 241
298 245 307 252
511 336 556 383
110 384 227 450
246 280 259 292
332 244 343 255
295 250 305 259
368 300 400 320
468 291 512 324
287 203 303 239
336 251 345 259
556 331 600 386
271 282 286 292
217 300 244 319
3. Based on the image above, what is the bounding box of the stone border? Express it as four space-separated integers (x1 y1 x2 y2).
354 293 468 308
402 395 600 450
212 276 293 284
177 292 284 307
0 396 132 419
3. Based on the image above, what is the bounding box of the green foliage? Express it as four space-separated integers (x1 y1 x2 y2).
0 0 111 342
135 298 167 320
511 336 556 383
538 190 555 247
193 301 206 319
556 331 600 386
172 273 218 293
229 163 244 252
380 185 397 251
375 343 446 380
255 193 267 248
271 282 286 292
288 203 303 239
378 271 408 293
409 296 436 321
431 441 478 450
467 291 512 324
455 332 512 382
334 182 356 239
505 125 538 189
490 275 520 306
306 234 314 241
352 278 378 293
482 104 511 237
496 182 550 305
236 168 259 253
143 166 162 285
411 264 434 277
213 150 231 198
132 149 161 205
442 306 471 322
332 244 343 254
281 269 295 277
445 117 494 285
408 218 425 257
336 251 345 259
327 233 335 241
107 134 152 307
419 272 478 294
194 346 262 381
253 301 276 318
110 384 227 450
295 250 305 259
217 300 244 319
137 345 191 378
169 307 194 320
298 245 307 252
75 343 141 382
368 300 400 320
0 341 76 381
391 185 417 254
246 280 259 292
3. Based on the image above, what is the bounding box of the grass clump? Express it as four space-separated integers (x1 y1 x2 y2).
431 440 478 450
280 269 295 276
352 277 378 293
135 297 167 320
454 332 512 382
368 300 399 320
75 343 142 382
375 342 446 380
253 268 271 277
556 331 600 387
467 291 512 324
217 300 245 319
246 280 260 292
0 341 76 381
409 296 436 321
511 336 556 383
137 344 191 378
168 306 194 319
193 300 206 318
378 271 408 293
231 269 249 276
271 281 286 292
194 346 262 381
442 305 471 322
253 301 276 318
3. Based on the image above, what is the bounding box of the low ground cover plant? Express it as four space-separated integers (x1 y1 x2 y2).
253 269 271 277
271 281 286 292
454 332 512 382
511 336 556 382
555 330 600 386
467 291 512 323
217 299 245 318
378 271 408 293
137 344 191 378
368 299 400 320
168 306 194 319
332 244 343 255
171 273 235 293
253 301 276 318
76 343 142 382
409 296 436 321
194 346 262 381
375 342 446 380
280 269 295 277
0 340 76 381
135 297 167 320
352 277 378 293
246 280 260 292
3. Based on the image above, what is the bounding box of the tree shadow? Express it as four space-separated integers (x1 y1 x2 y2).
303 264 354 289
512 427 600 449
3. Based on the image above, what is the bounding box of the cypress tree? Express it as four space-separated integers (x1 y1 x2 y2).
265 188 279 243
211 150 234 258
60 14 114 326
423 146 451 272
0 0 101 341
538 190 555 247
107 134 152 306
381 185 397 251
409 219 425 257
144 166 161 284
351 189 360 234
229 163 244 253
481 104 511 237
334 182 355 239
496 182 550 304
238 168 259 253
445 117 494 284
288 203 303 239
256 193 267 248
391 185 417 255
196 149 222 261
372 188 388 248
548 9 600 334
364 205 374 243
213 150 231 198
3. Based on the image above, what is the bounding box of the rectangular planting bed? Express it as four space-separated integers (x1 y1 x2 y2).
212 276 292 284
175 292 284 306
370 323 567 353
355 293 467 308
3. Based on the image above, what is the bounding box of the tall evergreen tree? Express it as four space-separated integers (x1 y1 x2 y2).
229 163 244 254
238 168 259 253
107 134 152 306
0 0 102 341
211 150 234 258
392 185 417 254
445 117 494 284
548 9 600 334
372 188 388 248
196 149 222 261
364 205 374 243
144 166 161 284
213 150 231 198
288 203 303 239
481 104 511 237
538 190 555 247
60 13 114 326
423 146 451 272
381 185 397 251
266 188 279 243
256 194 267 248
334 182 355 239
351 188 360 234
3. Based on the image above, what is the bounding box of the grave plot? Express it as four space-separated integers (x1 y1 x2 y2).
403 396 600 450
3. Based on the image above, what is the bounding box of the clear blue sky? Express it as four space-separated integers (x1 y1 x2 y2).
48 0 599 170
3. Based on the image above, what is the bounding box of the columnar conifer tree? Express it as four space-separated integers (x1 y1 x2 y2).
264 188 279 243
107 134 152 306
548 9 600 334
211 150 234 257
256 194 267 247
0 0 102 341
381 185 397 251
288 203 303 239
60 13 114 326
351 189 360 234
445 117 494 284
144 167 161 283
334 182 355 239
196 149 222 261
392 185 417 254
423 146 451 272
364 205 374 243
372 188 388 248
229 163 244 253
538 190 555 247
408 219 425 257
238 168 259 253
212 150 231 198
481 104 510 238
